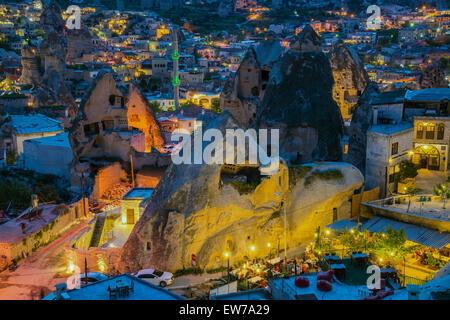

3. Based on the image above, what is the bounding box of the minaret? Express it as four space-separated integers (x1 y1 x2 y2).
171 27 180 110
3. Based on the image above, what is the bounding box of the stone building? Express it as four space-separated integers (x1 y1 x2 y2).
419 63 448 89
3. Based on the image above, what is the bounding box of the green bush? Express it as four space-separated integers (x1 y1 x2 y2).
304 169 344 186
289 165 312 187
174 267 203 277
225 180 258 195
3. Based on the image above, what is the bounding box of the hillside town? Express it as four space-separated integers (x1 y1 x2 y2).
0 0 448 304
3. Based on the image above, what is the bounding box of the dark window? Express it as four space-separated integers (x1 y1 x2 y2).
391 142 398 156
426 124 435 139
416 123 423 139
261 70 270 81
84 122 99 135
251 86 259 96
153 270 164 277
332 208 338 222
437 124 444 140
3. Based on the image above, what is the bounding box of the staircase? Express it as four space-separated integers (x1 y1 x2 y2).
89 215 106 248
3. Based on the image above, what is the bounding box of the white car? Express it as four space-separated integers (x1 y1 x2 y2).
80 272 108 286
135 269 174 287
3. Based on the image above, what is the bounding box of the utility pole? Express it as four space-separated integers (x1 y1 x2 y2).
84 258 88 286
130 154 135 188
81 171 86 217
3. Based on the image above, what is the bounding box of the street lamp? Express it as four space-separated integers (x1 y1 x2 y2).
224 252 230 283
274 191 287 269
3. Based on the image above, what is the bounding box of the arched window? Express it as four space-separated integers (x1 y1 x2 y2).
437 123 445 140
416 123 423 139
426 123 435 139
251 86 259 96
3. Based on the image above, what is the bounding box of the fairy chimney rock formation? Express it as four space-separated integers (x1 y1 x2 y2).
253 49 344 163
290 24 322 52
330 41 369 122
220 40 283 126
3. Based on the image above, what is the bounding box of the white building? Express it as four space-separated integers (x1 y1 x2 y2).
365 119 414 197
22 132 73 179
0 114 64 157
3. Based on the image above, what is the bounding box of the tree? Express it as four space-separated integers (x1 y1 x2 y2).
395 160 419 183
372 226 410 258
211 98 221 113
148 102 163 114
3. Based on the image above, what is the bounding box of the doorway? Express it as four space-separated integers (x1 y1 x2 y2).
127 209 135 224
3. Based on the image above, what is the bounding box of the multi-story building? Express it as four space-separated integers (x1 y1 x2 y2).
366 118 414 197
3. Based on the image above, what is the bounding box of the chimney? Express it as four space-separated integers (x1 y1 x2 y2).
55 283 68 300
373 107 378 125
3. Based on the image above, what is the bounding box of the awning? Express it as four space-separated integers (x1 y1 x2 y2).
362 216 450 249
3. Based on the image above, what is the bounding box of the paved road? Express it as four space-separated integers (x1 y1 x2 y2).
0 220 89 300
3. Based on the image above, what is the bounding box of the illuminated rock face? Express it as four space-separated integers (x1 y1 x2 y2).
126 83 165 153
330 42 369 122
69 72 163 161
18 46 41 86
120 112 363 272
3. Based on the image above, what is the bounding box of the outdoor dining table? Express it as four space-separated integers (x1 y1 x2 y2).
351 253 369 266
324 255 341 264
248 276 264 284
380 268 397 279
329 263 346 280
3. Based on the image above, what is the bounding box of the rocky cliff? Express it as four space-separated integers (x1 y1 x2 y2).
347 82 380 175
120 111 363 272
330 41 369 121
253 49 344 163
34 67 77 115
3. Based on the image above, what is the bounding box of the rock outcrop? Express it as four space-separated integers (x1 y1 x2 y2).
347 82 380 175
330 41 369 122
40 0 65 35
126 82 165 153
34 67 78 116
120 110 363 271
419 63 448 89
253 49 344 163
220 40 283 126
18 45 41 86
66 28 95 64
290 25 322 52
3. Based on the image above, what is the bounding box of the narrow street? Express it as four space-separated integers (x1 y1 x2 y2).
0 221 89 300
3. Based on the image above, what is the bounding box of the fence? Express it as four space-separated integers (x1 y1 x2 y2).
400 275 432 287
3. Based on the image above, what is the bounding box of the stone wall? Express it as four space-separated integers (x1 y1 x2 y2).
0 200 85 267
64 246 123 274
361 200 450 232
91 163 127 200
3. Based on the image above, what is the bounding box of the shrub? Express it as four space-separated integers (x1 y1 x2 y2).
225 180 258 195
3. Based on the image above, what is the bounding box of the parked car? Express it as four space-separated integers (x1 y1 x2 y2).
80 272 108 286
135 269 174 287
